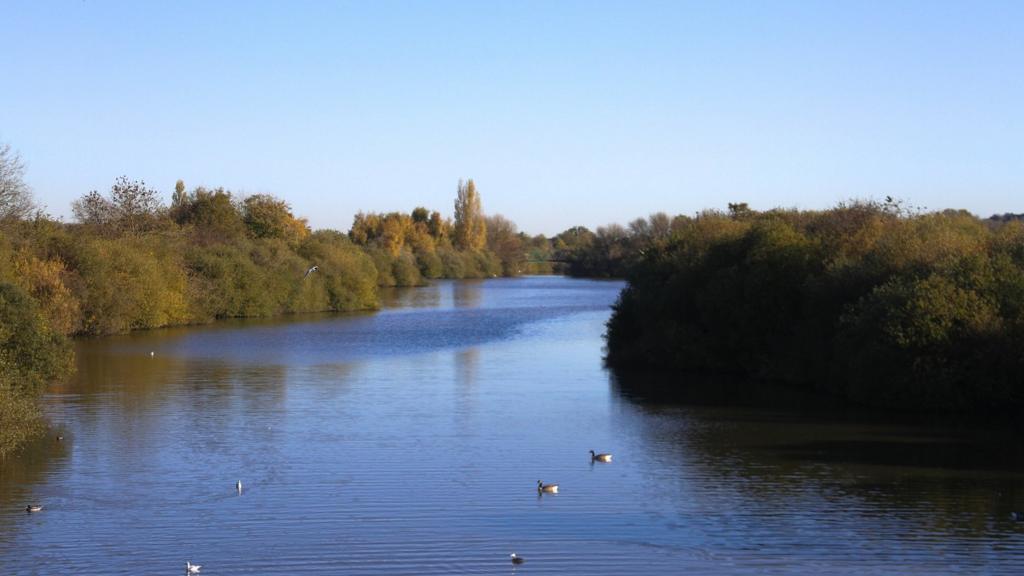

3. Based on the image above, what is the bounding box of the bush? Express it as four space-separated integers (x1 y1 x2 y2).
606 203 1024 416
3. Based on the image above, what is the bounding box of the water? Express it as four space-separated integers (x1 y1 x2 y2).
2 276 1024 574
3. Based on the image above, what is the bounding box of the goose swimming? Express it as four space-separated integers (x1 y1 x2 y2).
590 450 613 463
537 480 558 493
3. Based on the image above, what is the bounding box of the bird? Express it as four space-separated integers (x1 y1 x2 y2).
537 480 558 493
186 561 202 573
236 480 243 494
510 553 525 565
150 351 154 357
55 435 63 441
303 265 319 279
1011 512 1024 522
590 450 613 463
25 504 43 513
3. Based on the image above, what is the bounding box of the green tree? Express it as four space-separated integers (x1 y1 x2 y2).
175 187 246 243
242 194 309 244
411 206 430 224
485 214 523 276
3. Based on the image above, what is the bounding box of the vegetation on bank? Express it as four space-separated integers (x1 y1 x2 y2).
2 136 1022 453
605 202 1024 416
0 142 530 455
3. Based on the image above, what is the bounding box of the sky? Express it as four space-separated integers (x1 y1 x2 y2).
0 1 1021 235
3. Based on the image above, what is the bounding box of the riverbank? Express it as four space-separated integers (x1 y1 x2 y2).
605 203 1024 417
6 275 1024 575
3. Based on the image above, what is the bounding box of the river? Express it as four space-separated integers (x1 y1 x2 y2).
2 276 1023 574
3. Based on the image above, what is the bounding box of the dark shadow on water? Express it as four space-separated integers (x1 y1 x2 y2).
610 368 1024 474
610 368 1024 538
770 437 1024 473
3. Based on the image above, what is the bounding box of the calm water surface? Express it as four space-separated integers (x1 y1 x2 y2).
2 276 1024 574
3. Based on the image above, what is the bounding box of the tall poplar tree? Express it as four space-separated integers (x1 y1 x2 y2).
453 179 486 250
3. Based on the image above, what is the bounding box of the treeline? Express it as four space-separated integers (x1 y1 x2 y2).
605 202 1024 416
349 180 507 282
0 142 519 454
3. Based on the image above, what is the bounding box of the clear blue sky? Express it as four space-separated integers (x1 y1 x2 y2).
1 1 1021 234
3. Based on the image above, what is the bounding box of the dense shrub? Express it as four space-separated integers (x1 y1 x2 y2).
606 204 1024 416
0 282 72 457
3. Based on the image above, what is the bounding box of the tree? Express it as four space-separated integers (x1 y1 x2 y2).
0 143 36 221
72 176 163 235
728 202 753 220
176 187 246 243
428 211 448 240
172 179 188 209
242 194 309 243
109 176 163 235
453 179 486 250
72 190 114 228
411 206 430 225
485 214 523 275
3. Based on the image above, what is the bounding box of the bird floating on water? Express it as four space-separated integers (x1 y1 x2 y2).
236 480 243 494
590 450 613 463
303 265 319 278
537 480 558 493
510 553 525 565
26 504 43 513
186 561 202 573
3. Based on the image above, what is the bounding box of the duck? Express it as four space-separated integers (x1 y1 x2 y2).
537 480 558 493
25 504 43 513
510 552 525 565
590 450 613 463
186 561 202 573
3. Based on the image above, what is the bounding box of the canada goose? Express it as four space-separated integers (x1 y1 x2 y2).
590 450 613 463
25 504 43 513
510 553 525 565
537 480 558 493
236 480 243 494
186 561 202 573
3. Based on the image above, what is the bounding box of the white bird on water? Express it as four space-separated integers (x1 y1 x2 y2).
186 561 201 573
236 480 243 494
303 265 319 278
